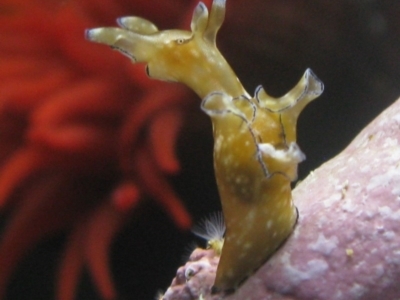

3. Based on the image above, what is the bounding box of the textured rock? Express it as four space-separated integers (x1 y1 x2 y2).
162 97 400 300
162 248 220 300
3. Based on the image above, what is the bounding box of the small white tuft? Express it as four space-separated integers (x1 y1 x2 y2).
192 211 225 241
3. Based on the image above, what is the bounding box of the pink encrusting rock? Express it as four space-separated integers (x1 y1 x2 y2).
162 96 400 300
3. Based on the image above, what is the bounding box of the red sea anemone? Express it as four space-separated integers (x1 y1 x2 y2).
0 0 211 299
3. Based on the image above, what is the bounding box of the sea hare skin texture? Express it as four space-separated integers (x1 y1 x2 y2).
161 97 400 300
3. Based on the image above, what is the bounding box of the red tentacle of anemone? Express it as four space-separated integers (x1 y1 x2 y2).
0 0 212 299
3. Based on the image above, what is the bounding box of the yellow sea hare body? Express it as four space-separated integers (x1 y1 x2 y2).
86 0 323 293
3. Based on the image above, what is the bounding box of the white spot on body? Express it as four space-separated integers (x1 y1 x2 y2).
246 211 256 222
244 242 252 249
189 48 200 58
266 220 273 229
214 135 223 152
222 155 233 166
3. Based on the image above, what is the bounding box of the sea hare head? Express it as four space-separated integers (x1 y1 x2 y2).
85 0 243 98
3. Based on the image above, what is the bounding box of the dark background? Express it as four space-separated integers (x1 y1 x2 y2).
4 0 400 299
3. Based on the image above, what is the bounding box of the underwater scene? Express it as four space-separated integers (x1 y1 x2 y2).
0 0 399 299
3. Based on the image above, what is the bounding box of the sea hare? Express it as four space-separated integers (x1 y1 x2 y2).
161 97 400 299
86 0 323 292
